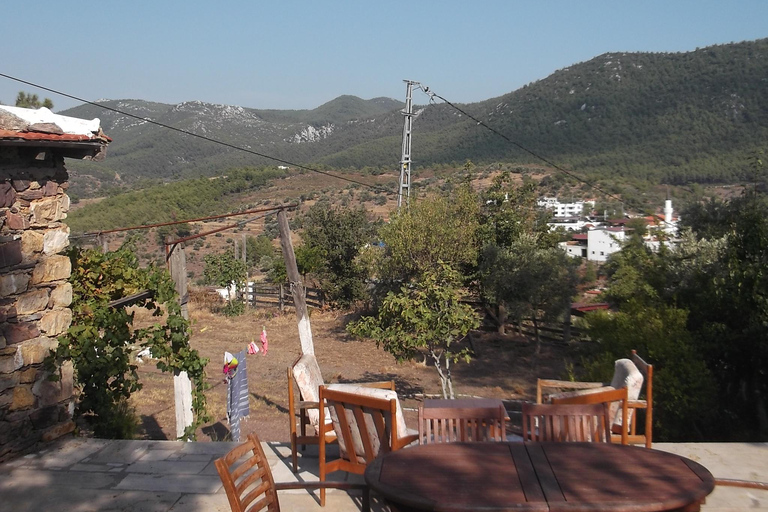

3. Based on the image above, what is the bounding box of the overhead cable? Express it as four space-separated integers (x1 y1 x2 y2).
417 84 626 206
0 73 396 198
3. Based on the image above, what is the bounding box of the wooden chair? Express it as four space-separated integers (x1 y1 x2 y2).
521 402 612 443
536 350 653 447
215 432 369 512
628 350 653 448
319 385 418 507
418 404 507 444
550 385 629 445
287 354 396 472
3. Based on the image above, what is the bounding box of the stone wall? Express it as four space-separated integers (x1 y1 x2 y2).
0 147 75 461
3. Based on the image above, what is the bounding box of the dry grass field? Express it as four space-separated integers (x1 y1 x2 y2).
129 297 573 442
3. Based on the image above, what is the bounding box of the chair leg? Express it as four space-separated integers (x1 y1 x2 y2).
319 426 326 507
291 433 298 473
362 486 370 512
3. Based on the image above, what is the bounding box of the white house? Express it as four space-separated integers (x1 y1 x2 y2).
548 217 590 232
559 234 588 258
586 227 629 262
538 197 595 218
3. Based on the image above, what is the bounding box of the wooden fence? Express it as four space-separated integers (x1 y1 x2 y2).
246 283 325 311
506 320 583 344
242 284 581 342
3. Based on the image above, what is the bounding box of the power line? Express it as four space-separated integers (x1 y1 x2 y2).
417 85 626 206
3 72 627 211
0 73 397 198
72 204 294 239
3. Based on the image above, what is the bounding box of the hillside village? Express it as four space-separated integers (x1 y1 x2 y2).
541 197 679 262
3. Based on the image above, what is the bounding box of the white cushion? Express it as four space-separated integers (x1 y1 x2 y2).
609 359 643 427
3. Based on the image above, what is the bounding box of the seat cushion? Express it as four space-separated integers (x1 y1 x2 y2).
610 358 643 427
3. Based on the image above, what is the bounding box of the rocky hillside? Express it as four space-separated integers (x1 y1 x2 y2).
62 38 768 195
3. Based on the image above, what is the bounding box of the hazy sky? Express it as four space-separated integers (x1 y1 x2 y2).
2 1 767 112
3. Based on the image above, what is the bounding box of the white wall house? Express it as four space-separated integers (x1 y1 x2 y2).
548 217 591 232
586 227 628 262
538 197 595 218
560 235 588 258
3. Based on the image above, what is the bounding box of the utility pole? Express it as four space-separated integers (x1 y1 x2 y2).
398 80 418 209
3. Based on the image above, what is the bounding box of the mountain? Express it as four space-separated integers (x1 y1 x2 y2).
61 38 768 194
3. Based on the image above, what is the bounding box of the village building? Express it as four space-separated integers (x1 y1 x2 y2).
0 105 109 461
538 197 595 218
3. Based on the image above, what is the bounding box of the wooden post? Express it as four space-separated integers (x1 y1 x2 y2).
99 234 108 253
563 306 572 343
277 209 314 355
278 283 284 312
167 240 194 439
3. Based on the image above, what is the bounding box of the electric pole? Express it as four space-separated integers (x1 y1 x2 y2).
398 80 418 209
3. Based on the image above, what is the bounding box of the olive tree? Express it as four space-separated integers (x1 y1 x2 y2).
347 263 480 398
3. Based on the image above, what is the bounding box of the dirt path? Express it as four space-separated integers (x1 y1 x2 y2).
130 300 572 441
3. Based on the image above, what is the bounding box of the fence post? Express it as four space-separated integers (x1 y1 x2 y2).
166 240 194 439
278 283 284 312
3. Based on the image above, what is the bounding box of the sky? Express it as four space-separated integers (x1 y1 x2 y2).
2 1 767 113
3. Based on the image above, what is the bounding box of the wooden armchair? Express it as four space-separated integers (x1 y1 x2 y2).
522 402 613 443
318 385 418 507
418 404 507 444
550 385 629 445
288 353 396 472
537 350 653 447
215 432 369 512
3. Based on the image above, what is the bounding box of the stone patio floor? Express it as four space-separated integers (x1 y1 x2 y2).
0 438 765 511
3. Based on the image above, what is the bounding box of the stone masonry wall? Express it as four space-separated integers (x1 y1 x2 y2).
0 148 75 461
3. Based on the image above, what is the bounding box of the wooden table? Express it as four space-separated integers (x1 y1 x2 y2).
365 442 715 512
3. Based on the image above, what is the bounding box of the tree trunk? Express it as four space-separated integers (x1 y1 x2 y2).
278 209 315 355
497 303 507 335
532 315 541 356
430 349 449 399
755 374 768 436
444 353 455 399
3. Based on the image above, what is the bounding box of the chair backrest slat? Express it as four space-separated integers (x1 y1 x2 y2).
418 405 507 444
522 402 610 443
214 433 280 512
319 386 400 468
550 386 629 445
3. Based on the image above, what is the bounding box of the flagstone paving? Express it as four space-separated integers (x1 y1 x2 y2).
0 438 765 511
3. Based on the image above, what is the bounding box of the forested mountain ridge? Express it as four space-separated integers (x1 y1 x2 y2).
62 38 768 193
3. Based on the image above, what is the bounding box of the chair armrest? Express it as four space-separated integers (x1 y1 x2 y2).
361 380 396 391
714 478 768 491
536 378 604 403
394 432 420 450
297 400 320 409
627 399 647 409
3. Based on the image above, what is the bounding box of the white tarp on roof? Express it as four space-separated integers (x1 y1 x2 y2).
0 105 101 135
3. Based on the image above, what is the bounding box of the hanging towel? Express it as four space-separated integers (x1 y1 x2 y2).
260 327 269 355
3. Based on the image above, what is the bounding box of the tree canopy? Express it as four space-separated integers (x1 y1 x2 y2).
15 91 53 109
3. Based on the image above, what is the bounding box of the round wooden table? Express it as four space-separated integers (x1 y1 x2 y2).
364 442 715 512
